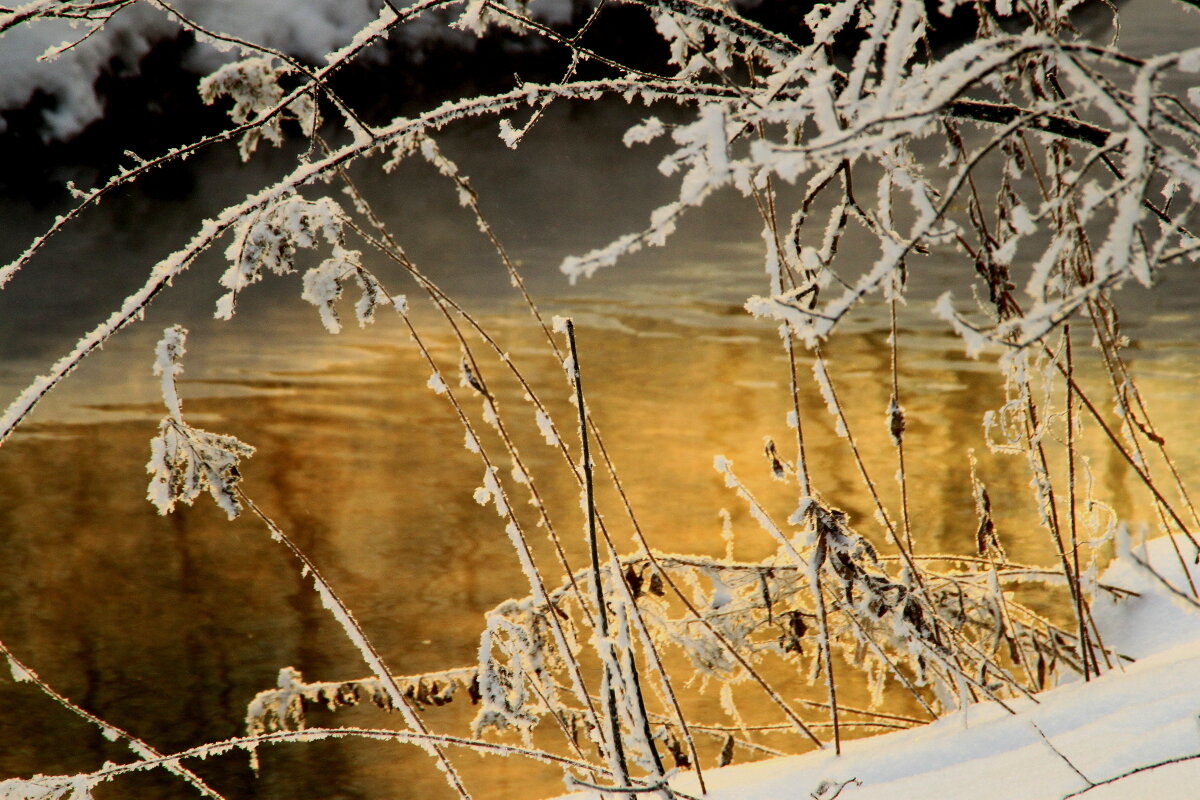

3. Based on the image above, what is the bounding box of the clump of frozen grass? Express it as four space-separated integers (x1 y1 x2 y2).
2 0 1200 798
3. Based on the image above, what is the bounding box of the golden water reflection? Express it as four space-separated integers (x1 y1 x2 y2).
0 299 1195 800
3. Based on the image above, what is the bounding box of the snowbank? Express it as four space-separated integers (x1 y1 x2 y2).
0 0 380 140
557 534 1200 799
1091 529 1200 660
0 0 577 141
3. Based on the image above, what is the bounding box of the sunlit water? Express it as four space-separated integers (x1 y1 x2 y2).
2 2 1200 798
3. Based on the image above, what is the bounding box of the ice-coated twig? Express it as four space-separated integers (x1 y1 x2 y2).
239 495 473 799
0 639 230 800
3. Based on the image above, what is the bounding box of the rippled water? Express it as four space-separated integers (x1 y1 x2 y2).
2 2 1200 797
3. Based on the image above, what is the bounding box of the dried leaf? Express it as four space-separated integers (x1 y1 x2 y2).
625 565 644 600
1006 634 1021 664
764 438 787 480
718 734 735 767
468 674 482 705
888 396 906 445
666 734 691 769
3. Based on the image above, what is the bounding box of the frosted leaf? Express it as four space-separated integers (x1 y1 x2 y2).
623 116 666 147
484 467 508 517
199 57 316 161
198 58 285 120
453 0 496 35
301 254 349 334
498 119 521 149
353 269 390 326
217 195 345 319
214 294 236 321
481 398 500 428
473 467 509 518
147 420 255 520
534 409 559 447
6 655 31 683
146 328 254 520
653 12 690 67
300 248 388 334
245 666 308 738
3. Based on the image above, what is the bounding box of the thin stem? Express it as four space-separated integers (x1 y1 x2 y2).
1063 327 1093 679
566 319 633 795
0 640 230 800
889 299 914 554
239 494 472 800
342 185 700 787
810 525 841 755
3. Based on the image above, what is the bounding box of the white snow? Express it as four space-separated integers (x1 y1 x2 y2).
0 2 176 139
535 408 560 447
1092 530 1200 660
0 0 581 140
0 0 380 139
553 534 1200 800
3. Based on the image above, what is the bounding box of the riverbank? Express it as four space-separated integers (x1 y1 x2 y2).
556 533 1200 799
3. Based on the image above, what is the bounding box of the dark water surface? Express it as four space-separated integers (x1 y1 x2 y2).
2 2 1200 797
